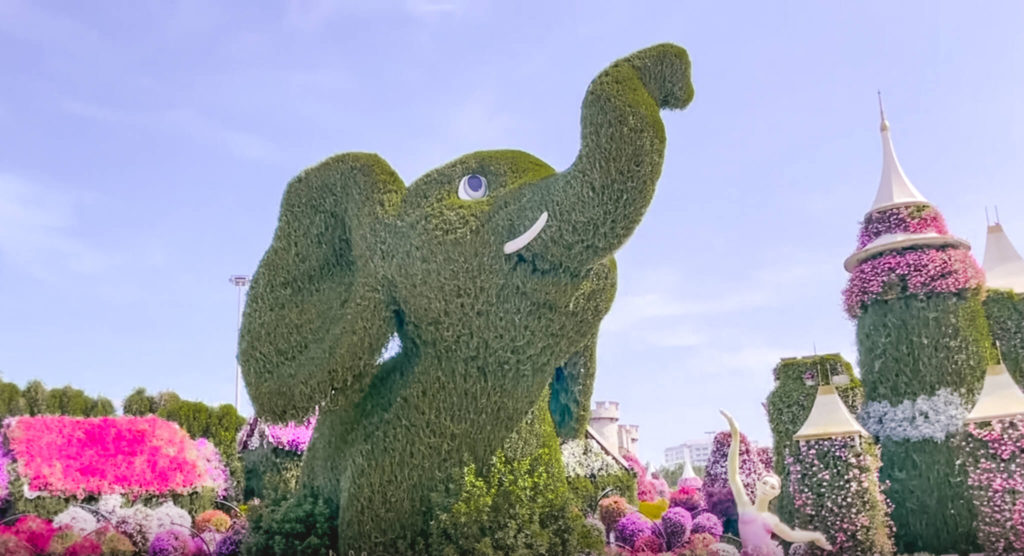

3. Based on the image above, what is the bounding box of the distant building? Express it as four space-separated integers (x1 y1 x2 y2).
588 401 640 457
665 440 712 467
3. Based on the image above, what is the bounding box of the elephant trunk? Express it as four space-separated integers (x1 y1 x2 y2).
537 44 693 269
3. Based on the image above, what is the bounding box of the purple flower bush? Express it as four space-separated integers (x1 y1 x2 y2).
702 431 766 530
614 512 657 549
690 512 723 540
661 507 693 550
237 408 318 454
856 205 948 249
842 247 984 317
786 437 894 555
962 416 1024 555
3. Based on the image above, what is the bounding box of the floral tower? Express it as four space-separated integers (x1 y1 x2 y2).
842 98 990 554
983 217 1024 383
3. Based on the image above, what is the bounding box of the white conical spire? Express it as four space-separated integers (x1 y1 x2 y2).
983 218 1024 293
965 362 1024 423
868 94 930 215
794 385 870 441
681 447 698 480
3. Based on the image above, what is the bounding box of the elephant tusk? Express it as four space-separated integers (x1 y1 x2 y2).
503 211 548 255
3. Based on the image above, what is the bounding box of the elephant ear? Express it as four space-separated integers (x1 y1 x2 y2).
240 153 405 422
549 334 598 440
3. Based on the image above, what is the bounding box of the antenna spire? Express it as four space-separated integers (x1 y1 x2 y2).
878 91 889 132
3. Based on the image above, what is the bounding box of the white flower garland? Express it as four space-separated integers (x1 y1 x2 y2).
858 388 968 442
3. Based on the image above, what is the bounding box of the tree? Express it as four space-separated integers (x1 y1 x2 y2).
89 396 116 417
122 387 156 416
23 380 48 416
0 381 27 417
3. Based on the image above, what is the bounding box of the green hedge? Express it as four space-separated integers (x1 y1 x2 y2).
766 354 863 525
427 395 592 556
241 446 304 503
857 291 991 554
984 289 1024 382
0 379 114 418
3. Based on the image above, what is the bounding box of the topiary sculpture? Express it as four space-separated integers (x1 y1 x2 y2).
239 43 694 553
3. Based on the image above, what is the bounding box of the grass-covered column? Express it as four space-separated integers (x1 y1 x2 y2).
985 289 1024 384
845 205 990 554
766 354 863 525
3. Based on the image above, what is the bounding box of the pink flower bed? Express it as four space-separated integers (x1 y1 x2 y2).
963 416 1024 555
842 247 984 318
4 415 220 498
856 205 948 249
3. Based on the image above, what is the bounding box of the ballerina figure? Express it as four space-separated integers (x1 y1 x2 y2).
720 410 832 555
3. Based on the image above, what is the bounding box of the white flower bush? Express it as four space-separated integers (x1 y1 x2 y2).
560 438 621 478
53 505 99 535
858 388 967 441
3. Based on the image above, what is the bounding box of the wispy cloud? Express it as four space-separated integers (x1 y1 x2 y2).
60 100 280 162
0 174 111 277
405 0 463 15
601 261 830 346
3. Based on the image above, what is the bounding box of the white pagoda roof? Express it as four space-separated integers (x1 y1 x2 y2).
867 107 930 216
965 363 1024 423
983 223 1024 293
794 385 870 441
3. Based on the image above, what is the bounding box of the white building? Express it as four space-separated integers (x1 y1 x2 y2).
665 440 712 467
588 401 640 457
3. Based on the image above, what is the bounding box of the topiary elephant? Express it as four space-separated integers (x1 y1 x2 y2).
239 43 694 553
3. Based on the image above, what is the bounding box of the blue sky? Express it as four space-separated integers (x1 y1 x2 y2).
1 1 1023 466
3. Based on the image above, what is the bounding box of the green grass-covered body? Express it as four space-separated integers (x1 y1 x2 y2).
239 44 693 552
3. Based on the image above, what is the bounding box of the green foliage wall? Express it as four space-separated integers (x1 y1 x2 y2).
857 291 992 554
766 354 863 524
984 289 1024 381
239 43 693 553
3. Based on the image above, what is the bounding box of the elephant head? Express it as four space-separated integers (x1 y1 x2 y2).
239 43 693 552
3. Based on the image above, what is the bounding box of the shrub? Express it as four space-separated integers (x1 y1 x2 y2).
241 488 338 556
678 532 717 555
669 485 703 513
426 395 583 556
196 509 232 533
661 506 693 550
787 437 894 555
3 415 228 500
613 512 657 549
690 513 723 540
598 495 630 536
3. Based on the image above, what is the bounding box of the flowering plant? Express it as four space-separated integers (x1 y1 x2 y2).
561 438 622 478
703 431 765 529
194 438 233 498
786 437 894 555
856 205 948 249
961 416 1024 555
858 388 967 442
237 409 318 454
3 416 222 498
842 247 984 318
623 452 668 502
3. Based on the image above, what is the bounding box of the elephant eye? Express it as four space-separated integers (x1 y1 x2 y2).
457 174 488 201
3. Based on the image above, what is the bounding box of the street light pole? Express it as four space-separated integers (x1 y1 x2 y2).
229 275 251 412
